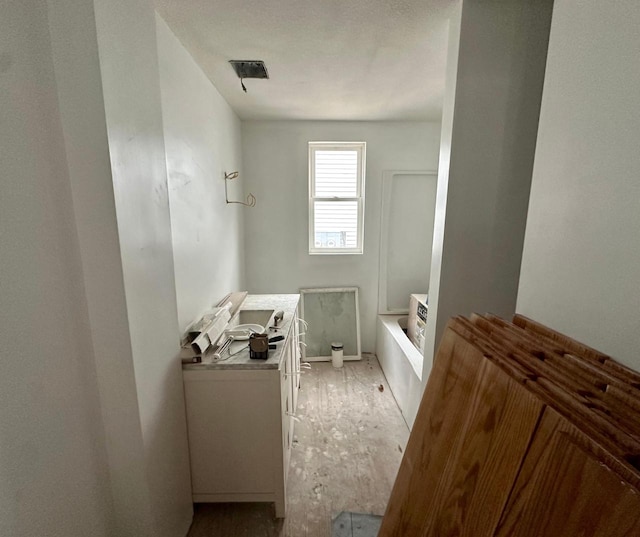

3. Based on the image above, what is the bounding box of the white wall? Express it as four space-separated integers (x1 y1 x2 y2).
3 3 246 534
517 0 640 369
47 0 159 532
423 0 553 381
93 0 192 535
242 121 441 351
381 172 438 312
0 2 115 535
156 15 245 332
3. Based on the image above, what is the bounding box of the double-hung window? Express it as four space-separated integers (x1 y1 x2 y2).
308 142 366 254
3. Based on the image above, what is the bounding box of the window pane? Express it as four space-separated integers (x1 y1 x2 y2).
314 150 358 197
314 201 358 249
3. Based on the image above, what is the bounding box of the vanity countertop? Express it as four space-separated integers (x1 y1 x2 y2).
181 294 300 371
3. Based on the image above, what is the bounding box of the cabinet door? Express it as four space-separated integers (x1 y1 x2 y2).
290 332 299 411
185 372 279 495
379 327 545 537
293 308 302 398
495 407 640 536
281 339 294 479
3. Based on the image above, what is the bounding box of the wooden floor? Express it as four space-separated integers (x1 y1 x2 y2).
187 354 410 537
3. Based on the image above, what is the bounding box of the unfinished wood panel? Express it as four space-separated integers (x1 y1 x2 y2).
513 314 640 388
460 316 640 473
471 316 640 440
379 327 545 537
493 315 640 395
446 319 640 508
603 359 640 387
496 408 640 537
607 384 640 414
512 313 610 362
486 320 640 417
379 328 485 536
425 353 544 536
381 315 640 537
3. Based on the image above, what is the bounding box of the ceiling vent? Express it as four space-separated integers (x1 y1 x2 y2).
228 60 269 80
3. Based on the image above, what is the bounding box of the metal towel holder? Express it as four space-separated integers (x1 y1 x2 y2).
224 171 256 207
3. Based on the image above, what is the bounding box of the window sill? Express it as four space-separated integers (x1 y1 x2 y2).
309 249 363 256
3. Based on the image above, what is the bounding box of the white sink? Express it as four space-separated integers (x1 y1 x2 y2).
236 309 274 327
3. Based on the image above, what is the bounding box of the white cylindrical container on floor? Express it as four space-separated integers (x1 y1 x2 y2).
331 342 344 368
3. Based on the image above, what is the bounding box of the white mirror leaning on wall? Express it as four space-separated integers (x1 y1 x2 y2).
300 287 361 362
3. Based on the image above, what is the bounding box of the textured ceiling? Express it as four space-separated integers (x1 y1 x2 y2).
153 0 455 121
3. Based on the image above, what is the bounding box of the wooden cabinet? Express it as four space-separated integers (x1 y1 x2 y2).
495 408 640 536
183 306 301 518
379 316 640 536
380 329 546 536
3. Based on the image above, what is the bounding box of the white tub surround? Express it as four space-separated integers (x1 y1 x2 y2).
376 315 424 429
182 294 302 518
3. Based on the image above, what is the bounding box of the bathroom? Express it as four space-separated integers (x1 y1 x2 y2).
10 0 636 536
158 4 448 524
160 8 445 435
5 0 448 532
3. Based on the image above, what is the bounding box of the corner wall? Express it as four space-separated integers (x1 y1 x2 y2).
93 0 192 534
0 2 114 535
3 1 263 536
517 0 640 368
241 121 441 351
423 0 553 382
49 0 167 531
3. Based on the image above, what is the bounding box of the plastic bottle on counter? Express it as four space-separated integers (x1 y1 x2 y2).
331 342 344 368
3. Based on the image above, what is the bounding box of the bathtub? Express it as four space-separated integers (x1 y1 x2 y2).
375 315 424 429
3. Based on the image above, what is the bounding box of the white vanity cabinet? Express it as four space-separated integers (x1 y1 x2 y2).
182 298 301 518
281 309 302 478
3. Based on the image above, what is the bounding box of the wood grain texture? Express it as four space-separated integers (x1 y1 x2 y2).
495 407 640 537
487 321 640 421
425 350 544 536
379 325 545 537
512 313 610 362
513 314 640 389
472 315 640 442
493 314 640 396
381 315 640 537
466 315 640 473
378 327 485 536
603 359 640 387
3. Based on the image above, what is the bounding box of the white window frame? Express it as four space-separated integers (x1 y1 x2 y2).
308 141 366 255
